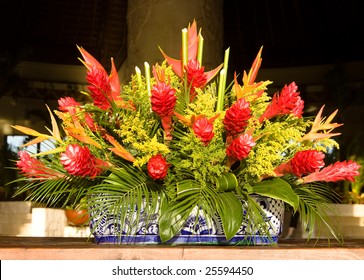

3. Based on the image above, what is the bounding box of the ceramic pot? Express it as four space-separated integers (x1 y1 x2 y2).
89 195 284 245
65 209 89 226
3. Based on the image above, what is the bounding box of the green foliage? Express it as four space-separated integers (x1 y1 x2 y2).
13 175 94 209
159 177 245 242
215 192 243 240
186 84 218 118
293 183 342 240
87 164 161 236
237 116 309 184
169 127 228 186
252 177 299 211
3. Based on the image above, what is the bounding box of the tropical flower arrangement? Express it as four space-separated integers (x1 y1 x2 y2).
12 20 360 243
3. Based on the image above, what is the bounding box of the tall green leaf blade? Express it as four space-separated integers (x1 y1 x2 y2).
216 192 243 240
159 194 199 242
252 177 299 211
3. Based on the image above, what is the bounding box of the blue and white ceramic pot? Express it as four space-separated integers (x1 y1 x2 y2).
89 195 284 245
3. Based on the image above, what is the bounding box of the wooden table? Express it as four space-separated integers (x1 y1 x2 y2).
1 237 364 260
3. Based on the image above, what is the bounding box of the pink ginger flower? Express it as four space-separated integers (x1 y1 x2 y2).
300 160 361 184
193 117 214 146
259 82 304 123
147 154 169 180
60 144 107 178
226 133 256 160
16 151 63 179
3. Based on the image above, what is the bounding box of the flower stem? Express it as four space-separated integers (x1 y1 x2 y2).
182 28 188 69
223 47 230 72
216 69 226 111
216 48 230 112
197 32 204 65
135 66 142 87
144 62 151 96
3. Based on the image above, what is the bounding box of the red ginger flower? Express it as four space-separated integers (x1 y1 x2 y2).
290 150 325 177
275 150 325 177
259 82 304 123
223 98 251 137
226 133 256 160
16 151 63 179
87 65 114 110
78 46 122 110
185 59 208 100
159 20 223 101
58 97 97 131
147 154 169 180
84 113 97 131
58 97 80 115
193 117 214 146
151 81 177 140
300 160 361 184
151 82 176 117
60 144 106 178
185 59 207 88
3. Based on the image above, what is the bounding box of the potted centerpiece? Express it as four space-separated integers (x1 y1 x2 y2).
11 21 360 245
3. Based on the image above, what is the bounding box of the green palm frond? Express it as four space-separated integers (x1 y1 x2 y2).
239 195 274 244
294 183 342 241
13 175 93 208
160 177 247 242
87 164 161 236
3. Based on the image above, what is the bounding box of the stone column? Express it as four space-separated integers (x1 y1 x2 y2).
120 0 223 83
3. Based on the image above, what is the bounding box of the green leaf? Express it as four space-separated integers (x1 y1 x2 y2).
159 194 199 242
216 192 243 240
216 172 238 192
86 165 161 237
176 180 201 199
252 177 299 211
294 183 342 242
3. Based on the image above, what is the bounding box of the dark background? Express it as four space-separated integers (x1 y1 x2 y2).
1 0 363 74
